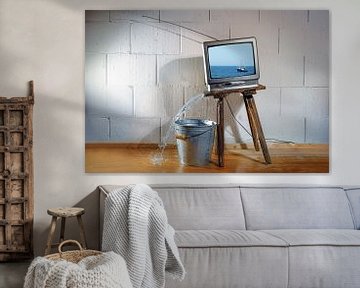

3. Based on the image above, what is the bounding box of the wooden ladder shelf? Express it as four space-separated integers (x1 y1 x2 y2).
0 81 34 261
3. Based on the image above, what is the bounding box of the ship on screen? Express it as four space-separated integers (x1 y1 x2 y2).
210 65 255 79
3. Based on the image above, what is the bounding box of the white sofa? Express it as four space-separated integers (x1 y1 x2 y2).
99 185 360 288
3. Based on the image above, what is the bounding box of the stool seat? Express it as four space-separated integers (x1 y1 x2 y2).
47 207 85 217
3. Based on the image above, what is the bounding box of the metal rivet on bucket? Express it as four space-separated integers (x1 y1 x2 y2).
175 118 217 166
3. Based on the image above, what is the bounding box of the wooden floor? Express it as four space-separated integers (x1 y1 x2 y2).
85 143 329 173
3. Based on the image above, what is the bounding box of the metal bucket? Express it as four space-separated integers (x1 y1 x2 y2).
175 118 217 166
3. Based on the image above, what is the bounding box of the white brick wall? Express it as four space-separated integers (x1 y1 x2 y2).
133 85 158 117
106 85 134 116
223 94 251 143
184 86 208 118
86 93 107 116
85 10 329 144
108 54 157 86
211 10 259 24
110 116 160 143
133 55 157 85
134 85 183 118
180 22 230 57
160 10 209 23
85 116 109 141
259 10 281 26
85 53 106 115
157 55 180 84
254 25 281 87
305 88 329 118
85 22 130 53
281 88 307 117
131 22 181 54
107 53 132 86
110 10 159 22
305 11 329 87
180 56 205 86
305 116 329 143
231 11 281 87
85 53 106 89
279 25 306 86
181 32 204 56
256 88 281 118
262 115 306 143
182 22 230 43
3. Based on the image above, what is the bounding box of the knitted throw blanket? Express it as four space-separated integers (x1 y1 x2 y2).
24 251 133 288
102 184 185 288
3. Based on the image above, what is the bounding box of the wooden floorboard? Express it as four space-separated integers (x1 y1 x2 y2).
85 143 329 173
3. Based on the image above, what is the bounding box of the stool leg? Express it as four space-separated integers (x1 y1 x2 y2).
45 216 57 255
60 217 66 243
77 215 87 249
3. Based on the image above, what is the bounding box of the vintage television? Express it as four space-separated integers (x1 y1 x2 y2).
202 37 260 92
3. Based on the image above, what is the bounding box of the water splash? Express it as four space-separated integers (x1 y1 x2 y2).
150 93 205 165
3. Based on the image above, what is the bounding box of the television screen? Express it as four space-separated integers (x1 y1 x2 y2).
208 42 256 79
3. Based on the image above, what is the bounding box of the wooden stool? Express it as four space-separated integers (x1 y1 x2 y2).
45 207 87 255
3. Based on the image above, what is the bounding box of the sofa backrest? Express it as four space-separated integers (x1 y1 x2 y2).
153 185 246 230
240 187 355 230
100 185 358 232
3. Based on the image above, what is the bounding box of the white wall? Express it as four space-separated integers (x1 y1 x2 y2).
0 0 359 256
85 10 329 144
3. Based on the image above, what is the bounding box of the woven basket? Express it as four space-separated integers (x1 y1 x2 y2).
45 240 102 263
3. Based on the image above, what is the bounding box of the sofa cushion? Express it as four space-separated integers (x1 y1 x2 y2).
100 185 246 230
241 187 355 230
287 246 360 288
175 230 287 248
262 229 360 246
154 186 246 230
165 246 288 288
260 230 360 288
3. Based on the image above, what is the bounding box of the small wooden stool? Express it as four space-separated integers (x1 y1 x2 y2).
45 207 87 255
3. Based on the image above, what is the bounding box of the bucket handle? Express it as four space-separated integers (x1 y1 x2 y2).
176 129 213 140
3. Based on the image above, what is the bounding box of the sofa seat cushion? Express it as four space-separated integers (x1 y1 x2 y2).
262 229 360 246
260 230 360 288
175 230 288 248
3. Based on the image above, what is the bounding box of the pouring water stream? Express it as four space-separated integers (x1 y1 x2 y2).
151 93 205 165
